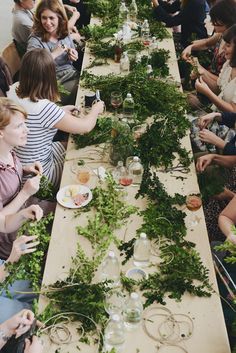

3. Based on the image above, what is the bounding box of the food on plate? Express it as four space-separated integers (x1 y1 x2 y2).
73 192 89 206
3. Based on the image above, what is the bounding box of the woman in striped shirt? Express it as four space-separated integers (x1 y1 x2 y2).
7 48 104 189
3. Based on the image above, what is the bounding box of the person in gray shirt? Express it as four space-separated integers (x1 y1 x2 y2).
12 0 35 57
27 0 80 105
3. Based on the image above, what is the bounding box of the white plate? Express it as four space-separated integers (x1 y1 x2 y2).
56 184 92 209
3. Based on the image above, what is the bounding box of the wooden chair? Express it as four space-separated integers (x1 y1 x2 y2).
1 42 21 79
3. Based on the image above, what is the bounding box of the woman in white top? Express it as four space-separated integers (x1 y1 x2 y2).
7 48 104 189
195 24 236 112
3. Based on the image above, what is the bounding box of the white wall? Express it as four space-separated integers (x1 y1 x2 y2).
0 2 14 52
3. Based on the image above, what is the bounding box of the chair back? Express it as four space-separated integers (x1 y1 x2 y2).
1 42 21 78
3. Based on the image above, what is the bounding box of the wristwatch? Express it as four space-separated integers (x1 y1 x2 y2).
0 328 11 342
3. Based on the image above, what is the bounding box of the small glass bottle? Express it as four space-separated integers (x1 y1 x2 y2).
123 93 134 122
112 161 126 183
129 0 138 22
120 51 130 73
100 251 120 287
123 292 143 329
149 36 158 53
147 64 154 79
114 38 123 63
119 1 128 26
104 314 125 351
128 156 143 185
141 19 150 46
133 232 151 267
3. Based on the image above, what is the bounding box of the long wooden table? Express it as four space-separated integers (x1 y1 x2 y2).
39 27 231 353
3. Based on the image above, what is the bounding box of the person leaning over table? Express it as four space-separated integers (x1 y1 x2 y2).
0 229 41 323
193 24 236 112
7 48 104 190
27 0 82 105
0 309 43 353
151 0 208 48
196 152 236 242
182 0 236 91
0 98 43 260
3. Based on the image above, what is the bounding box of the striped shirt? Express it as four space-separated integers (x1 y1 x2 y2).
7 83 66 188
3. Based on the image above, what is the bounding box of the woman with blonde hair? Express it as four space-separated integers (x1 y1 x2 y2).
27 0 80 104
0 97 43 259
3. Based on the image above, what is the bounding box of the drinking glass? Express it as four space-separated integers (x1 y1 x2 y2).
110 91 123 117
119 169 133 187
71 161 91 185
186 191 202 227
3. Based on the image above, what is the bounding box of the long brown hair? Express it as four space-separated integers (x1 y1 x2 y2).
0 97 27 129
17 48 60 102
33 0 69 42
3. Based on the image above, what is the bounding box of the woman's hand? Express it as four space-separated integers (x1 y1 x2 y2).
195 76 211 95
198 129 224 146
22 175 41 197
1 310 35 339
7 235 39 264
91 101 104 115
19 205 43 222
24 336 44 353
23 162 43 176
198 112 217 129
227 232 236 244
151 0 159 7
51 45 67 59
67 48 78 62
181 45 192 61
196 153 215 173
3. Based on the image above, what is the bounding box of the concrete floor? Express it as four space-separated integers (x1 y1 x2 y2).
0 2 14 52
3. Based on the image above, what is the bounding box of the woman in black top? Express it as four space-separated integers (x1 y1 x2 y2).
151 0 208 48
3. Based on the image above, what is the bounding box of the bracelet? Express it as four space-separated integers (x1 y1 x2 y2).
0 328 12 342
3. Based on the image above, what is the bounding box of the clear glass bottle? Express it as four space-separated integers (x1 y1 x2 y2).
120 51 130 73
123 292 143 329
149 36 158 53
112 160 126 183
147 64 154 79
141 19 150 45
122 93 134 122
133 232 151 267
129 0 138 22
100 251 120 286
119 1 128 26
104 314 125 351
128 156 143 185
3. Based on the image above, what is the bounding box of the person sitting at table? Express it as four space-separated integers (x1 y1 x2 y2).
12 0 35 58
182 0 236 90
27 0 82 105
0 97 43 260
218 194 236 244
0 233 40 323
0 309 43 352
151 0 208 48
193 24 236 112
196 153 236 241
7 49 104 190
12 0 81 59
197 111 236 154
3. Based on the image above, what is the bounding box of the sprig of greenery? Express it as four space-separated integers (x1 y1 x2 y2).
1 213 54 294
35 175 56 201
72 117 112 149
